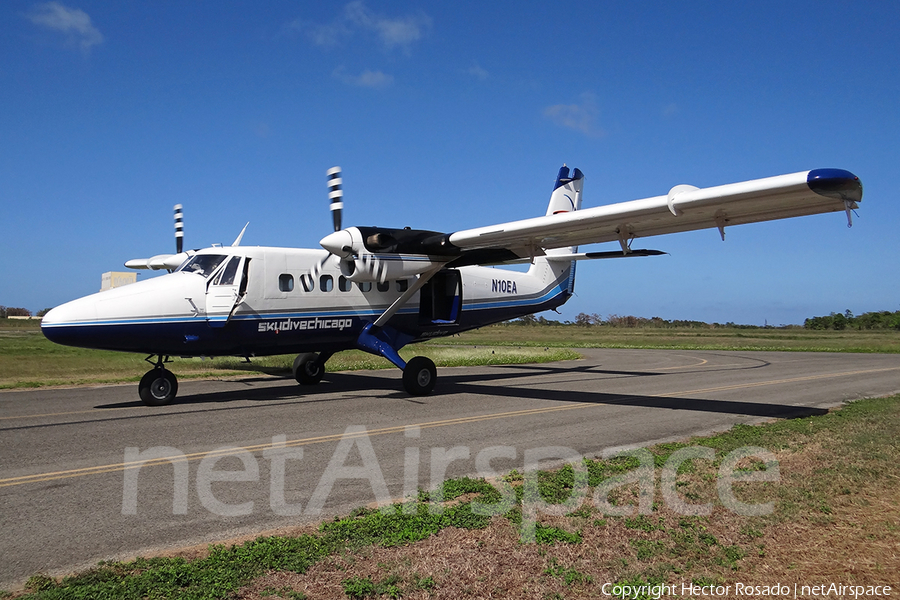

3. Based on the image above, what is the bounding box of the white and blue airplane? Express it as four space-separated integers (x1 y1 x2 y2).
41 165 862 405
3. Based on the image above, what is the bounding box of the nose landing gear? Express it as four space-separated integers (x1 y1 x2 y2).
139 355 178 406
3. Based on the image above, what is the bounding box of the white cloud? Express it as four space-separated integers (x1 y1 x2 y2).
344 1 431 51
543 93 604 137
332 66 394 89
286 18 349 48
292 2 431 53
26 1 103 51
467 62 489 81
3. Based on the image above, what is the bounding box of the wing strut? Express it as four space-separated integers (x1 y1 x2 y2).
356 264 445 370
374 264 444 328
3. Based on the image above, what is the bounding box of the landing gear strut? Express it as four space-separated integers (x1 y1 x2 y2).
139 356 178 406
356 323 438 396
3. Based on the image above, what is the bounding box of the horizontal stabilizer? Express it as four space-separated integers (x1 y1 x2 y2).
546 249 667 261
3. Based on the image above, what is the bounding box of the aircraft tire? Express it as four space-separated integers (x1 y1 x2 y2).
294 353 325 385
403 356 437 396
139 368 178 406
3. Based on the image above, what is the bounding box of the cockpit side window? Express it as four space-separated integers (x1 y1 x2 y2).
213 256 242 286
178 254 227 278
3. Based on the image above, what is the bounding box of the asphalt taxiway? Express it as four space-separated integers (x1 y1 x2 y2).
2 348 899 589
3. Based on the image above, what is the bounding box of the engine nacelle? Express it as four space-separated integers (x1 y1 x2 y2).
339 252 439 283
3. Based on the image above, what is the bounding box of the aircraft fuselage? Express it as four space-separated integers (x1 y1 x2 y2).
41 246 572 359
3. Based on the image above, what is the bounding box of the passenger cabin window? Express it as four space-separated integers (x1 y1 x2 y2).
396 279 409 292
320 274 334 292
358 281 372 292
377 281 390 293
179 254 227 279
300 274 314 292
338 276 352 292
212 256 241 286
278 274 294 292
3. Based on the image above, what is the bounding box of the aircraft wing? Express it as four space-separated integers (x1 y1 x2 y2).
447 169 862 256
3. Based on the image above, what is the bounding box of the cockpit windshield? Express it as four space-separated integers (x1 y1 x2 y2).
177 254 227 278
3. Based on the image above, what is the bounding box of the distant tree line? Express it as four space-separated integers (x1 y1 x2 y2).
0 307 52 318
507 309 900 330
803 310 900 331
0 306 31 318
508 313 783 329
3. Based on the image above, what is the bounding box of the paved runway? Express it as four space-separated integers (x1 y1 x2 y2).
2 348 899 589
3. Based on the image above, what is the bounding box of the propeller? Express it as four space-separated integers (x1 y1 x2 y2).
174 204 184 254
310 166 346 282
125 203 191 271
327 166 343 232
312 167 451 284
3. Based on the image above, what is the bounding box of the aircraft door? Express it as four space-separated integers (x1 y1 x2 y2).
205 256 247 327
419 270 462 326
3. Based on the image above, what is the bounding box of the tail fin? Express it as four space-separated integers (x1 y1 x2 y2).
527 165 585 297
545 165 584 216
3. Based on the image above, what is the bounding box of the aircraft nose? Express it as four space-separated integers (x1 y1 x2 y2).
41 298 96 327
40 296 98 346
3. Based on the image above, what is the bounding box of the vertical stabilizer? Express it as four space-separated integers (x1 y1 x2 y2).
545 165 584 216
527 165 585 296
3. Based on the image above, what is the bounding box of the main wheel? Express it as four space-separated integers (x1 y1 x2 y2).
293 353 325 385
402 356 437 396
139 368 178 406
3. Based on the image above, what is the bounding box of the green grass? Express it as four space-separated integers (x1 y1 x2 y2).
444 323 900 353
5 318 898 389
10 394 898 599
0 320 578 389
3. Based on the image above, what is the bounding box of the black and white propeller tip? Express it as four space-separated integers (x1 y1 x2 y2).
174 204 184 254
327 166 343 232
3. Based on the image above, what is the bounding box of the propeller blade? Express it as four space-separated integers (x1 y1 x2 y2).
310 254 329 285
174 204 184 254
327 166 343 232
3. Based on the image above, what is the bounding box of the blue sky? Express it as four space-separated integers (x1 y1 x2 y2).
2 1 898 325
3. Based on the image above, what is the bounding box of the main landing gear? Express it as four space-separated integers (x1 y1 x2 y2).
293 350 437 396
402 356 437 396
293 352 331 385
295 327 438 397
139 355 178 406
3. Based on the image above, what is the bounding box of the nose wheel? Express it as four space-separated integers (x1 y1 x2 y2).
139 366 178 406
139 355 178 406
